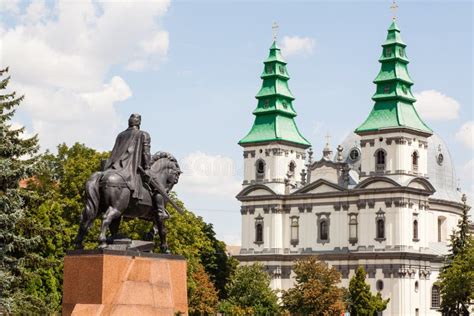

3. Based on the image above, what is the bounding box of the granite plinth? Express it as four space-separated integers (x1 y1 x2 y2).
62 249 188 316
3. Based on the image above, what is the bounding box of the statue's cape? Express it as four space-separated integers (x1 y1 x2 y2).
105 127 149 199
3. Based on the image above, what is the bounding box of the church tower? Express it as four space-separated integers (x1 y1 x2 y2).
355 21 432 184
239 40 310 194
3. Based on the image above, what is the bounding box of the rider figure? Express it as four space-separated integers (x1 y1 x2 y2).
104 113 168 219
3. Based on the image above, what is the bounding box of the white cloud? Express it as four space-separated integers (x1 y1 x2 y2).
280 35 315 57
177 152 241 198
455 121 474 149
0 0 171 151
414 90 460 121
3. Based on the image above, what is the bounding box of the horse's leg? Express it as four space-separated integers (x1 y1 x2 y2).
99 187 129 248
99 206 121 248
109 216 122 240
75 213 95 249
157 209 170 253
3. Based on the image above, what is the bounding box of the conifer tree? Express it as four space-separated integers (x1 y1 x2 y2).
347 266 389 316
0 67 41 313
439 194 474 315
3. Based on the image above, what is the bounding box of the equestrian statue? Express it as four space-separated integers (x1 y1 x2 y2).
74 113 183 253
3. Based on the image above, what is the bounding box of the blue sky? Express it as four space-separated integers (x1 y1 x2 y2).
1 0 472 245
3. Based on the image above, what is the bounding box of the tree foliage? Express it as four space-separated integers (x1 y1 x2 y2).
347 266 389 316
220 263 280 315
438 194 474 315
0 67 43 313
281 257 345 315
188 263 219 315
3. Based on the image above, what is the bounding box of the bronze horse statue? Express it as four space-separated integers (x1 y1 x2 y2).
74 152 182 251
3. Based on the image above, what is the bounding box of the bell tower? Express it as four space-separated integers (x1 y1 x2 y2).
355 20 432 184
239 39 310 194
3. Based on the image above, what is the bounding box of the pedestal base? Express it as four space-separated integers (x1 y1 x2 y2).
62 249 188 316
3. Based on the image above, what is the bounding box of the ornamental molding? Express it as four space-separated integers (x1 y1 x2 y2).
236 184 278 199
292 178 345 195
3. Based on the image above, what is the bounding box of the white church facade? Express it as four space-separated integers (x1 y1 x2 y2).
235 20 465 315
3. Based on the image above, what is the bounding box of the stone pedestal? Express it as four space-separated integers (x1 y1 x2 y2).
62 249 188 316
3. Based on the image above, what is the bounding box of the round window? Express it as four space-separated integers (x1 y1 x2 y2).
349 148 361 162
437 153 444 165
376 280 384 291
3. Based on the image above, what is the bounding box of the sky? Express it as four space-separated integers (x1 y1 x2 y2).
1 0 472 246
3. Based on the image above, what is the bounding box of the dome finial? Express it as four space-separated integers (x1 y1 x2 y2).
390 0 399 21
272 21 279 41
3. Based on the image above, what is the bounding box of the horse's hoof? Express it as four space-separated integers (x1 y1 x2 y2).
160 246 170 254
98 241 107 249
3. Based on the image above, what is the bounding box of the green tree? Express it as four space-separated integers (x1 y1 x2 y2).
188 263 219 315
347 266 389 316
0 67 42 313
281 257 345 315
439 194 474 315
220 263 280 315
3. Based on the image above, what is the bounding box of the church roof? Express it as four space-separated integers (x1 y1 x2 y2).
355 21 432 135
239 41 310 148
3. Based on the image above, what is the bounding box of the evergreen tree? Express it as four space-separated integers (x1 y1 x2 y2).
281 257 345 315
0 67 41 313
220 263 280 315
439 194 474 315
347 266 389 316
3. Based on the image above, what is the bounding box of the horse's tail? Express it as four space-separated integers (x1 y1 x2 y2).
82 171 102 222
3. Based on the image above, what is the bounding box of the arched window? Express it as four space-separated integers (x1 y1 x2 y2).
290 216 299 246
375 150 386 172
349 214 358 244
255 159 265 180
289 161 296 173
376 280 384 292
255 215 264 245
412 151 419 171
438 217 446 242
413 220 419 241
376 219 385 239
431 285 440 308
320 220 328 241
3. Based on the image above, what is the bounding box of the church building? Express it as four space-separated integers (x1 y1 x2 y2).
235 19 466 315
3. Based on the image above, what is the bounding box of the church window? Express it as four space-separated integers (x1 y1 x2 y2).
437 217 447 242
264 99 270 108
413 220 419 241
437 153 444 165
412 151 419 172
383 85 391 93
376 219 385 239
266 64 273 73
376 280 384 291
290 216 299 246
349 214 358 244
282 101 288 108
415 281 419 293
399 47 404 57
431 285 440 308
375 150 386 172
316 213 330 244
349 147 361 162
255 215 264 245
256 159 265 180
320 220 328 241
279 65 285 74
375 208 386 241
385 47 392 57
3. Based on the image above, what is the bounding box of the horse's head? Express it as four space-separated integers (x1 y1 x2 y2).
150 152 182 189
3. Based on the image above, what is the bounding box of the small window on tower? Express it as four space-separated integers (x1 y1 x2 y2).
266 65 273 73
264 99 270 108
349 148 361 162
256 159 265 180
385 47 392 57
412 151 419 172
254 215 264 245
399 47 404 57
282 101 288 109
401 85 408 94
384 85 391 93
279 65 285 74
375 150 386 172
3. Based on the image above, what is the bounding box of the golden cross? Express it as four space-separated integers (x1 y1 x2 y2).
390 0 399 20
272 21 279 41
